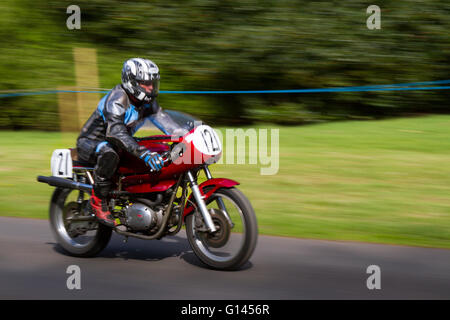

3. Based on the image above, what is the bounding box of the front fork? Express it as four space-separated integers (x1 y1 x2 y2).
187 170 217 233
186 166 235 233
203 166 234 229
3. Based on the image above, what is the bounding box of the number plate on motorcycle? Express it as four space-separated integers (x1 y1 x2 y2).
51 149 73 178
192 125 222 156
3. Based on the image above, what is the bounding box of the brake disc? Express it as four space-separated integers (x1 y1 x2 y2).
197 208 231 248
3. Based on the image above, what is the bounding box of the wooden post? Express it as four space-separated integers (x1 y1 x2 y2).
57 86 79 132
73 47 100 130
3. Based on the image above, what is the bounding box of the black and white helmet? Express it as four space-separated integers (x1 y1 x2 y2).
121 58 160 103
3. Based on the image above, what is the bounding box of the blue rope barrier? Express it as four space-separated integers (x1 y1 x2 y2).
0 80 449 98
0 90 109 98
160 86 450 94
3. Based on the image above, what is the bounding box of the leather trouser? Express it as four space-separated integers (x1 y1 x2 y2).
77 138 120 199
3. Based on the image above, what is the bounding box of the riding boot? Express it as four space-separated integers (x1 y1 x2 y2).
89 178 117 228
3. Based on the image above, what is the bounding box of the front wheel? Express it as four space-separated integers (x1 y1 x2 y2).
185 187 258 270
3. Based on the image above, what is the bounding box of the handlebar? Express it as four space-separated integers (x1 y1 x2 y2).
161 150 172 166
145 151 172 173
148 142 184 172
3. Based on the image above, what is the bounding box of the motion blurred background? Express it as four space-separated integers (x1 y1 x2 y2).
0 1 449 248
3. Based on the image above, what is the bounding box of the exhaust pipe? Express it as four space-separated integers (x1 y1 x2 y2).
37 175 92 193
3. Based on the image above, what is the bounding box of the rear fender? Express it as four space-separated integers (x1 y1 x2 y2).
183 178 239 218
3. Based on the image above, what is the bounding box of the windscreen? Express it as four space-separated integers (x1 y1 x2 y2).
163 109 204 133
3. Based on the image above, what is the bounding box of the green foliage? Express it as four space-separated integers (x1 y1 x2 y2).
0 1 449 129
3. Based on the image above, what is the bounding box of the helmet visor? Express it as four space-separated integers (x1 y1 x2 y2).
138 78 160 97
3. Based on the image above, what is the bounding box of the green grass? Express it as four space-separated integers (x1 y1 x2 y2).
1 115 450 248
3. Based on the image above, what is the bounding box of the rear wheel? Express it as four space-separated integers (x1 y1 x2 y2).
49 187 112 257
185 187 258 270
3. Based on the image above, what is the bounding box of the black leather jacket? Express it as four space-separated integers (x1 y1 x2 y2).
77 84 180 161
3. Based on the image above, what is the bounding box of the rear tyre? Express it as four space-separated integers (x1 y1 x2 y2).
49 187 112 257
185 187 258 270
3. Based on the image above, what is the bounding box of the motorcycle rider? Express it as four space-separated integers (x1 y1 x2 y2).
76 58 181 227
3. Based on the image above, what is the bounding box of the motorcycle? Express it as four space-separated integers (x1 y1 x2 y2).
37 111 258 270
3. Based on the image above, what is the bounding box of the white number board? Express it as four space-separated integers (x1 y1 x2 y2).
192 125 222 156
51 149 73 178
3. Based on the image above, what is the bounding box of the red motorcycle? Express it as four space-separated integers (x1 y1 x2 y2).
37 111 258 270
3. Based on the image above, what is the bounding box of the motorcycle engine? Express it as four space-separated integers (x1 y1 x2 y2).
125 202 163 232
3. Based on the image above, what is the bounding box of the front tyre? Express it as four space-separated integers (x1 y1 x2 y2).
49 187 112 257
185 187 258 270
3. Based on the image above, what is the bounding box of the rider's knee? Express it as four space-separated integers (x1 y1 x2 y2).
95 143 120 180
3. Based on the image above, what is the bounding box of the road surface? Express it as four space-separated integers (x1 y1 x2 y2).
0 217 449 299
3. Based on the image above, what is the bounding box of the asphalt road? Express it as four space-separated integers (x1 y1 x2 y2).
0 216 449 300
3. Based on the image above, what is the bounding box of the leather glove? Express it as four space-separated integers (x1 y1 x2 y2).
139 149 164 172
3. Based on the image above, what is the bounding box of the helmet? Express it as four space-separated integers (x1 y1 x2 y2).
121 58 160 103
